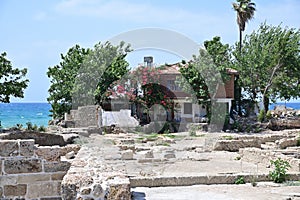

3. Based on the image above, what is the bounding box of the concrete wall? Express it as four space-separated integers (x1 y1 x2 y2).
0 139 78 199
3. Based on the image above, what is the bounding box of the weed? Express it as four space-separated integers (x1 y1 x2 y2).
269 158 291 183
38 125 46 132
234 176 245 184
234 156 241 160
222 135 234 140
258 109 265 123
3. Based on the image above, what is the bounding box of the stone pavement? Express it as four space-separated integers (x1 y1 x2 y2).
132 183 300 200
62 130 300 199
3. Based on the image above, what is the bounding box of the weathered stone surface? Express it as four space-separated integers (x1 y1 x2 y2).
26 181 61 199
121 150 134 160
19 139 35 157
44 161 71 172
0 175 17 185
65 151 75 159
80 187 91 195
17 174 51 183
2 131 66 146
61 174 94 200
276 137 298 149
3 184 27 196
213 139 261 152
106 178 131 200
0 140 18 157
40 198 62 200
35 146 61 161
4 158 42 174
51 172 67 180
91 183 104 197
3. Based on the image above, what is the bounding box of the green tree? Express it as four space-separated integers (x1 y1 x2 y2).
47 45 90 119
234 23 300 113
178 37 231 128
0 52 28 102
232 0 256 52
72 41 131 108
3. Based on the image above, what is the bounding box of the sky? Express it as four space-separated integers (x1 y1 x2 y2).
0 0 299 102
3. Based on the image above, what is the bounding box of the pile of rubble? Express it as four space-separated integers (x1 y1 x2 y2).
268 105 300 130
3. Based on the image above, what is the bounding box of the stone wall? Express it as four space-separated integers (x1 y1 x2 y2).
0 139 79 199
65 105 101 128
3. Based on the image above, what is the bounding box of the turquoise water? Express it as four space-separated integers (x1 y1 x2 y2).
0 102 299 128
0 103 51 128
269 102 300 110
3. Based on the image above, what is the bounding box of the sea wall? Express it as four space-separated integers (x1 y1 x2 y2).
0 139 79 199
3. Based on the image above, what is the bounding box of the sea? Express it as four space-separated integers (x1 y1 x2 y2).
0 103 51 128
0 102 299 128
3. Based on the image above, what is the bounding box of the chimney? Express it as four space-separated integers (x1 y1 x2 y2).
144 56 153 67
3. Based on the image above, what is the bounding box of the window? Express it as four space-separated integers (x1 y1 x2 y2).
184 103 192 114
167 80 181 91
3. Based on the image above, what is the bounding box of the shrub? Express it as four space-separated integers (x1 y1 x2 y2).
269 158 291 183
38 125 46 132
26 122 33 131
235 176 245 184
258 109 265 123
265 110 272 120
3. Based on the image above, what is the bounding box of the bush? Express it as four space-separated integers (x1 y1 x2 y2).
269 158 291 183
38 125 46 132
265 110 272 120
235 176 245 184
26 122 33 131
258 109 265 123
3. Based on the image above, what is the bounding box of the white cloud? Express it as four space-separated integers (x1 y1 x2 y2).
33 11 47 21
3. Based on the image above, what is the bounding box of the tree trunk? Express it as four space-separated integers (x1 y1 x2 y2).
239 28 243 53
263 95 269 114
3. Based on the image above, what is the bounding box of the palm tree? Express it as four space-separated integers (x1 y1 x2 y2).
232 0 256 52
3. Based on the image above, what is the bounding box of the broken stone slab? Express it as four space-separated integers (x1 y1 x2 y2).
213 139 261 152
276 137 298 149
121 149 134 160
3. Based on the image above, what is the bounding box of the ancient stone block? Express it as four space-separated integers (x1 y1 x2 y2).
106 178 131 200
26 181 61 199
0 140 18 157
0 186 3 196
17 174 51 183
80 187 91 195
44 161 71 172
3 184 27 196
121 150 133 160
4 158 42 174
0 175 17 185
51 172 67 180
35 146 61 162
19 139 35 157
91 183 104 197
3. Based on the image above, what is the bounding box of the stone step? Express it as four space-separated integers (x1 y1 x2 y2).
129 173 300 188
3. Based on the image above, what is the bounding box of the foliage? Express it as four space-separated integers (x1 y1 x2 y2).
38 125 46 132
73 41 131 108
265 110 272 120
178 37 231 124
47 45 90 119
233 23 300 113
269 158 291 183
234 176 246 184
48 41 131 118
232 0 256 51
0 52 29 103
257 109 265 123
26 122 33 131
